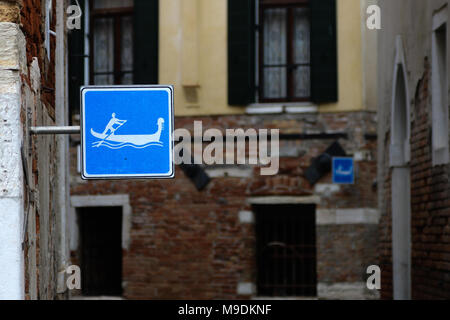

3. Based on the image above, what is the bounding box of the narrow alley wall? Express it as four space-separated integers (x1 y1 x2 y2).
0 0 65 300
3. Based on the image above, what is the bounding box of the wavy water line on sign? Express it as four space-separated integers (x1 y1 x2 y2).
91 141 164 149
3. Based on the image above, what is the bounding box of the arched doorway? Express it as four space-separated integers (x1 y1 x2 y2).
389 37 411 300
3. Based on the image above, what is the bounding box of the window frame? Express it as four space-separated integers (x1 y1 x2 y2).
389 36 411 168
89 0 134 85
431 6 450 166
258 0 311 103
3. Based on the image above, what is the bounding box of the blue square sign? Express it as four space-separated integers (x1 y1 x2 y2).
81 86 174 180
332 157 355 184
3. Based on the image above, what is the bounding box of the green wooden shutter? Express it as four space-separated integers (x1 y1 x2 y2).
310 0 338 103
68 0 85 124
228 0 256 106
134 0 159 84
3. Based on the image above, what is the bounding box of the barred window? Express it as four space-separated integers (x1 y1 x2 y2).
254 204 317 297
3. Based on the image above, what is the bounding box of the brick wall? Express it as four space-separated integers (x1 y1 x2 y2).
379 59 450 300
317 224 378 283
15 0 60 300
410 60 450 299
70 111 379 299
379 133 393 299
21 0 56 116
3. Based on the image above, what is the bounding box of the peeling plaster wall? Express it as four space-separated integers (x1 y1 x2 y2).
0 22 26 300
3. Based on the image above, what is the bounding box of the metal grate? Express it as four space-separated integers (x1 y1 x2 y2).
79 207 123 297
254 204 317 297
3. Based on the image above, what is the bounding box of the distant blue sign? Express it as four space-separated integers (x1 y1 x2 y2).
332 157 354 184
81 86 174 180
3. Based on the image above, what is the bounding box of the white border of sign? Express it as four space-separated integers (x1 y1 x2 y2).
80 85 175 180
332 157 355 185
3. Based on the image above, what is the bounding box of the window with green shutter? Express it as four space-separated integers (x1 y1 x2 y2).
68 0 159 122
310 0 338 103
134 0 159 85
90 0 134 85
228 0 337 106
259 0 311 102
228 0 256 106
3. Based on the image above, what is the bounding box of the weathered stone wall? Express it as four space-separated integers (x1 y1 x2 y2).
0 17 26 299
0 0 61 300
70 111 379 299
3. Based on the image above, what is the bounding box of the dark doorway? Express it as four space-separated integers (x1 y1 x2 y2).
254 204 317 297
78 207 123 296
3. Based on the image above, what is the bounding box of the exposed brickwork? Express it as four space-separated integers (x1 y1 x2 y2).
379 60 450 300
12 0 60 300
317 224 378 284
379 128 393 299
20 0 56 118
409 61 450 300
70 111 378 299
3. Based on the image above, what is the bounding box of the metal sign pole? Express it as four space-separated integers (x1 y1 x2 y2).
30 126 80 135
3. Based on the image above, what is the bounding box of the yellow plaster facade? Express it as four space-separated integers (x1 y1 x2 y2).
159 0 371 116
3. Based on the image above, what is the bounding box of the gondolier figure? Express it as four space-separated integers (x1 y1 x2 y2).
91 115 164 148
102 113 126 136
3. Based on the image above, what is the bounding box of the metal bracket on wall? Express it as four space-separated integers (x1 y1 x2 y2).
24 125 80 247
30 126 80 135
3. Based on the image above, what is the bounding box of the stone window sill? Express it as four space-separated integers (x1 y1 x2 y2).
246 103 318 115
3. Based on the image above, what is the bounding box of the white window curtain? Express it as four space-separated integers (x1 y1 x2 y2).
293 8 310 98
262 7 311 100
93 17 115 84
263 8 287 99
92 0 134 85
121 16 134 84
